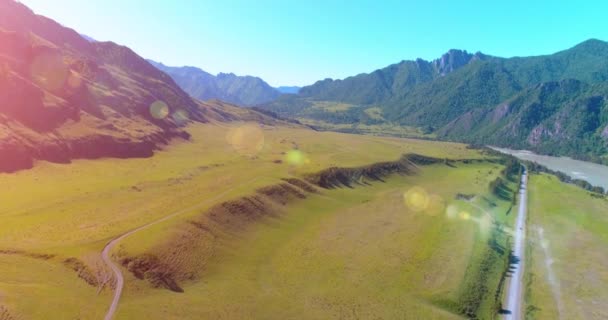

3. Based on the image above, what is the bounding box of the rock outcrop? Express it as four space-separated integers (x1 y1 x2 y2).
432 49 486 75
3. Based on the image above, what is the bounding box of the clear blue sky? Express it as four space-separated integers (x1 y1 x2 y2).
21 0 608 87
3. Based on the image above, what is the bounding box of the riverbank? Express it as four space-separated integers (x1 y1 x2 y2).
490 147 608 191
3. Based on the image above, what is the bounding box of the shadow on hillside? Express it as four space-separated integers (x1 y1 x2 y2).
489 237 506 255
481 196 497 208
495 184 513 201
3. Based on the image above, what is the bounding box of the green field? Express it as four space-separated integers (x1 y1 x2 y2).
310 101 356 112
298 118 433 139
116 161 518 319
0 122 519 319
524 174 608 320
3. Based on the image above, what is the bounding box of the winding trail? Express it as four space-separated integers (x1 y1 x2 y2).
504 168 528 320
101 178 259 320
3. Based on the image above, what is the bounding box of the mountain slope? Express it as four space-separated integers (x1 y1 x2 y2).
298 50 488 106
439 79 608 160
0 0 276 173
148 60 281 106
260 40 608 163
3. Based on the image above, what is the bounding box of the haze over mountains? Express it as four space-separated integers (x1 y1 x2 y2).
149 60 299 106
275 86 301 94
0 0 278 172
260 40 608 164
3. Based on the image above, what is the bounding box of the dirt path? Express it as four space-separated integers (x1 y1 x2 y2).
101 178 259 320
504 169 528 320
535 226 563 319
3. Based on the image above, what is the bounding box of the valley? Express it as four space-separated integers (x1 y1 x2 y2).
1 1 606 319
0 121 519 319
116 160 514 319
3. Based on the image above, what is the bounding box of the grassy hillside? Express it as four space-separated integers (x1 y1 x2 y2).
524 174 608 320
0 121 522 319
116 161 516 319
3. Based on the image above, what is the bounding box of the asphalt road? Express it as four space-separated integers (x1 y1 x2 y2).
504 169 528 320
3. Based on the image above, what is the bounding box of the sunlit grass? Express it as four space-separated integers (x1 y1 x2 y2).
298 118 435 139
117 162 511 319
0 122 483 318
524 174 608 320
310 101 355 112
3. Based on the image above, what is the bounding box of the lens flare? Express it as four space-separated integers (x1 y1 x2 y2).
172 109 189 125
459 211 471 220
67 71 82 89
478 213 492 236
403 186 429 212
226 123 265 156
285 149 307 166
149 100 170 119
30 51 68 91
446 204 458 219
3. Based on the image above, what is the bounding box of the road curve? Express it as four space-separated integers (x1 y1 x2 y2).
102 228 132 320
504 168 528 320
101 178 259 320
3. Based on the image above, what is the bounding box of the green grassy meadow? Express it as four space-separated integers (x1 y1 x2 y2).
0 122 518 319
524 174 608 320
116 161 516 319
299 118 433 139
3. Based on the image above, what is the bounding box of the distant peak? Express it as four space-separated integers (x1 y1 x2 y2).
146 59 164 66
572 38 608 49
579 38 607 45
557 38 608 58
431 49 487 75
80 33 96 42
446 48 469 55
147 60 214 77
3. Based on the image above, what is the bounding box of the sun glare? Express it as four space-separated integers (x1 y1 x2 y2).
149 100 170 119
29 51 68 91
403 186 430 212
226 123 265 156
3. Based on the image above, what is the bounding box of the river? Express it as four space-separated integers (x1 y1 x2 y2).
490 147 608 190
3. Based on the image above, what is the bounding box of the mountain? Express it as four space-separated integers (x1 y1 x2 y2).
260 40 608 164
296 49 488 106
439 79 608 159
148 60 281 106
0 0 273 172
275 86 300 94
80 34 96 42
